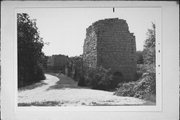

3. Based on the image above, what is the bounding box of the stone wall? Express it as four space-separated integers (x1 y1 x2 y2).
83 26 97 68
47 54 69 73
83 18 137 81
47 55 68 67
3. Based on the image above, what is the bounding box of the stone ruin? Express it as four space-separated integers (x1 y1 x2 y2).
83 18 137 81
47 54 69 73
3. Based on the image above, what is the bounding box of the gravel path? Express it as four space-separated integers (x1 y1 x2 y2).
18 74 150 106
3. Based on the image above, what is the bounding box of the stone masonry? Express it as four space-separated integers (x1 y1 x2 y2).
83 18 136 81
47 54 69 73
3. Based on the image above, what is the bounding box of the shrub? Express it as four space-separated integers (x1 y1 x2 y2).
115 82 136 97
83 67 109 89
79 67 123 90
65 56 84 82
136 51 144 64
114 65 156 102
77 75 85 86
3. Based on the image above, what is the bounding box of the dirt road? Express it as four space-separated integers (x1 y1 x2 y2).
18 74 152 106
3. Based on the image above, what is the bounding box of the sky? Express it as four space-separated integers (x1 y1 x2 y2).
18 8 161 57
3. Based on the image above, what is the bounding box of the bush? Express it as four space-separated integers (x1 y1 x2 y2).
64 56 84 82
83 67 110 89
135 64 146 80
115 82 136 97
136 51 144 64
77 75 85 86
114 65 156 102
79 67 123 90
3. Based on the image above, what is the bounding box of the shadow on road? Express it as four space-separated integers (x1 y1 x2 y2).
19 81 48 91
46 73 88 91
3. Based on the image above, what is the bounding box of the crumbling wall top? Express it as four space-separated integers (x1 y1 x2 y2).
86 18 130 35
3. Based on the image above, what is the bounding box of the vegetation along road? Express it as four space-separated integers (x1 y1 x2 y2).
18 74 153 106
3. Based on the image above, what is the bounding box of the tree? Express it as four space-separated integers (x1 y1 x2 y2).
143 23 156 65
18 13 45 88
142 23 156 100
136 51 144 64
68 56 83 81
114 23 157 102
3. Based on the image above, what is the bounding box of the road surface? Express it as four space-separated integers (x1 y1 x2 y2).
18 74 152 106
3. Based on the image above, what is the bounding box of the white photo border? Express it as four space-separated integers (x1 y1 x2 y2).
1 1 179 120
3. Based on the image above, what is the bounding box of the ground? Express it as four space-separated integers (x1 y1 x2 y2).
18 74 154 106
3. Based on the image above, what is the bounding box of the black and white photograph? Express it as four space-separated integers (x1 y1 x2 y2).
1 1 179 120
17 7 161 107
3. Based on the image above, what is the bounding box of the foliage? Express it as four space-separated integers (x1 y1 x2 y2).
136 51 144 64
18 13 45 88
115 82 136 97
134 71 155 98
136 64 144 80
143 23 156 65
80 67 123 90
114 68 156 102
41 55 49 70
69 56 83 81
114 23 156 102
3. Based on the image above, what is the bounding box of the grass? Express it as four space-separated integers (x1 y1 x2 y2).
18 100 155 107
18 101 61 106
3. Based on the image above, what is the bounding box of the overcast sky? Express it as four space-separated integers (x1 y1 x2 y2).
18 8 161 57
